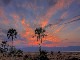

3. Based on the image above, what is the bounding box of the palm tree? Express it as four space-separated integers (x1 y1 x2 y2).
7 28 17 50
39 44 41 53
34 27 47 43
33 27 47 53
7 28 17 58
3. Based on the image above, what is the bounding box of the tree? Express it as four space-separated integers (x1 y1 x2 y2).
34 27 47 43
33 27 47 54
1 41 8 52
7 28 17 57
0 41 9 56
7 28 17 48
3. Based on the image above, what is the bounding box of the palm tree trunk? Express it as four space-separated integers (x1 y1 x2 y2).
41 38 42 43
12 36 15 60
12 36 13 47
39 44 41 55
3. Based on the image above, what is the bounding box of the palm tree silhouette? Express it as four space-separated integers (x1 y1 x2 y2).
7 28 17 58
34 27 47 43
7 28 17 50
33 27 47 54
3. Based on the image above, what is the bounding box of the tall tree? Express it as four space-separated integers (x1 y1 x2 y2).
7 28 17 58
33 27 47 53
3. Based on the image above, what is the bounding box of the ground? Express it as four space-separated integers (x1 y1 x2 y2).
0 52 80 60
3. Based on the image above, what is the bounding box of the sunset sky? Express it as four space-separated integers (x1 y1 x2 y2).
0 0 80 48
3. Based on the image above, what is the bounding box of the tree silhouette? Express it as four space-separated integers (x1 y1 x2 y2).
1 41 8 52
0 41 9 56
8 46 16 56
0 47 3 53
33 27 47 55
39 44 41 53
7 28 17 47
51 51 53 55
33 27 47 43
7 28 17 57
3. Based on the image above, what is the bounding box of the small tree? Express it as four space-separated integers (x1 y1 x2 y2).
1 41 8 52
51 51 53 55
16 49 23 57
33 27 47 56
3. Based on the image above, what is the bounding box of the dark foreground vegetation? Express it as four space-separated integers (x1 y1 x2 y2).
0 41 80 60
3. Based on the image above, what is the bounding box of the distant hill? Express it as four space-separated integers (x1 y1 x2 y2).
18 46 80 52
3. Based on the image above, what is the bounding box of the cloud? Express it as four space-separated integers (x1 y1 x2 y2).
38 0 74 28
60 12 68 19
44 41 53 44
2 0 11 5
54 25 65 33
0 0 79 47
0 0 12 6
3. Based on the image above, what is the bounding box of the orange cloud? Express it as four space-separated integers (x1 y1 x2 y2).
54 25 64 33
8 40 27 46
20 18 35 41
21 18 30 27
28 41 40 46
40 20 48 28
39 0 73 28
21 18 25 25
6 0 74 47
42 43 59 47
11 13 20 20
20 21 61 47
19 16 62 47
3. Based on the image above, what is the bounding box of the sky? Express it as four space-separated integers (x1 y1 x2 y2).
0 0 80 48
